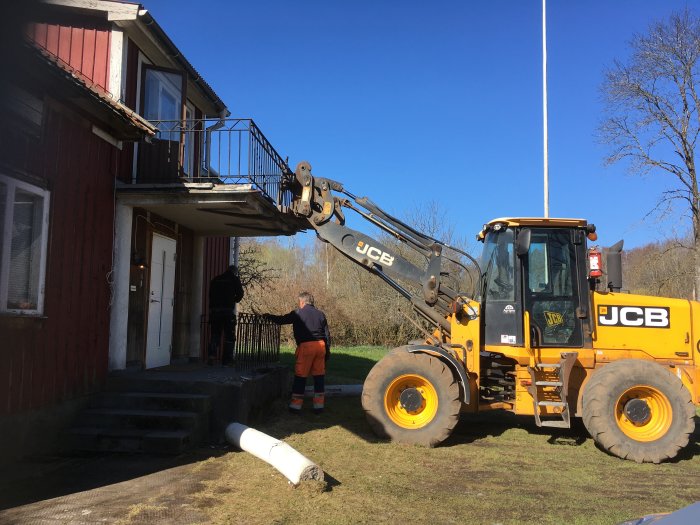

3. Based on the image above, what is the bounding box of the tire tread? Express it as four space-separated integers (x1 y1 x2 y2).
581 359 694 463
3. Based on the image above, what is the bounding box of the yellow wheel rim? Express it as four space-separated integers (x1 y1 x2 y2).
384 374 438 429
615 385 672 442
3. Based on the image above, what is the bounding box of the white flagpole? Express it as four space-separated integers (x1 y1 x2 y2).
542 0 549 218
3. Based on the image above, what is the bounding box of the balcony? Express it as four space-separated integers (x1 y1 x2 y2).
118 118 306 236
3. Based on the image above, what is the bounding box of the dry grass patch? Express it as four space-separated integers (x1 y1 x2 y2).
189 397 700 525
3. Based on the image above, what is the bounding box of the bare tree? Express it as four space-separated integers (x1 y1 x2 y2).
236 242 279 301
600 9 700 298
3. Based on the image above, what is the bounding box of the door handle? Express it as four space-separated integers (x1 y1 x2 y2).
150 299 160 303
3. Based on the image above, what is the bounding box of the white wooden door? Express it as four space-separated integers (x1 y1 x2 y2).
146 234 176 369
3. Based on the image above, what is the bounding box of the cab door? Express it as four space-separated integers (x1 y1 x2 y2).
521 228 583 347
482 227 523 346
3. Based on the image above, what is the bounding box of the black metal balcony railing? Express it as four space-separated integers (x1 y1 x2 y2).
140 118 293 211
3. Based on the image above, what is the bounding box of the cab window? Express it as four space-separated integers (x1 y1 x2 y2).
482 228 515 301
523 229 581 347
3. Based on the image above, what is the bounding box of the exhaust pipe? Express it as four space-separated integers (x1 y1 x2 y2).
605 240 624 292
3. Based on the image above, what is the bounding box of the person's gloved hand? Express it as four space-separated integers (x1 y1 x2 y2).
325 349 330 362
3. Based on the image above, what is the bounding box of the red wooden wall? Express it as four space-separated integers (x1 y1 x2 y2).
200 237 231 358
0 104 119 416
27 16 112 93
203 236 232 305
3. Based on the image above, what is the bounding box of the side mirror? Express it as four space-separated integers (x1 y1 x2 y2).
516 229 531 257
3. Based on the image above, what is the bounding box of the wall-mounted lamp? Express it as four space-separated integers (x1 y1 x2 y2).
132 253 148 269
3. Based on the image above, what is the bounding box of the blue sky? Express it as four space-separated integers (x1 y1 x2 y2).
145 0 694 251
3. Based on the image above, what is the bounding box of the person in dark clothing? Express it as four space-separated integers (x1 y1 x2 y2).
265 291 330 414
209 265 244 365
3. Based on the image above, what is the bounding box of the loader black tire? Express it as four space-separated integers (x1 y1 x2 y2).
361 349 461 447
581 359 695 463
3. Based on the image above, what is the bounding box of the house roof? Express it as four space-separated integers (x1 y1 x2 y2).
28 42 157 140
43 0 229 116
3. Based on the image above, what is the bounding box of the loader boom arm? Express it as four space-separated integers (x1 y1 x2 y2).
284 161 480 337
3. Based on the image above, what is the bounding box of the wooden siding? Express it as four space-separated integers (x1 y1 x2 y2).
203 237 232 307
173 228 194 360
0 102 119 416
27 15 112 93
200 237 231 360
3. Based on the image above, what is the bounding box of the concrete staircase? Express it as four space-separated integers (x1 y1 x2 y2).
66 391 211 455
64 364 291 456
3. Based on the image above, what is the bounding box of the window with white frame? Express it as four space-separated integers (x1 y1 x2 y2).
142 66 183 142
0 174 50 314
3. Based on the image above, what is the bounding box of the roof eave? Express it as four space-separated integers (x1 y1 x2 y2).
136 10 229 117
27 43 156 140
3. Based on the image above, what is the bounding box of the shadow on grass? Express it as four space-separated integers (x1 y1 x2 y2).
668 434 700 463
587 431 700 464
269 352 700 464
323 472 342 492
265 356 700 467
442 410 590 448
0 448 227 511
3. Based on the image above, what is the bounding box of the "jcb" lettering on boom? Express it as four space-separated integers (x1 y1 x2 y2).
598 305 670 328
356 241 395 266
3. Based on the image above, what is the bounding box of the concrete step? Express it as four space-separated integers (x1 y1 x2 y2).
104 365 291 430
79 408 204 434
69 427 193 454
94 392 211 413
104 375 240 396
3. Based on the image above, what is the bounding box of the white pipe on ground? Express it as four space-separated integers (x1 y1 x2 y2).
304 384 362 397
224 422 324 486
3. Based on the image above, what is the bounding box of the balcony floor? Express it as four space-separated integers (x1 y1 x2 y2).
116 181 307 236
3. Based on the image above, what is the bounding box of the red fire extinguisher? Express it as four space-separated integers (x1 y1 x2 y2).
589 247 602 278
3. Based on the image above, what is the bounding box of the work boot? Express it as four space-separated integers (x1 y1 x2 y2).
289 393 304 415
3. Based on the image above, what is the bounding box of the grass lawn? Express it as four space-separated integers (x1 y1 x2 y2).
279 345 389 384
189 347 700 525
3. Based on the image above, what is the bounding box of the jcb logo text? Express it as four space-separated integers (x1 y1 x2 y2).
598 305 670 328
356 242 395 266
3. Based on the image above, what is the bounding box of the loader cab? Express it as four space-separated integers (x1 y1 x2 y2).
478 219 589 349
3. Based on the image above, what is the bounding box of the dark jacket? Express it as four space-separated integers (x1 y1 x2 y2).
268 304 331 351
209 270 244 310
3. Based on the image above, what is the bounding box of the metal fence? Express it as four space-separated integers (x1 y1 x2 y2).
144 118 294 211
200 312 281 370
234 313 281 370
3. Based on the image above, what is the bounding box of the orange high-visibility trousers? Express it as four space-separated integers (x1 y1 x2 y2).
294 340 326 377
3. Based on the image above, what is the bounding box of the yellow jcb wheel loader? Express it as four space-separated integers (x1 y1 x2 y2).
286 161 699 463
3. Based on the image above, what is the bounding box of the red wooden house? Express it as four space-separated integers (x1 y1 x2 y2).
0 0 302 464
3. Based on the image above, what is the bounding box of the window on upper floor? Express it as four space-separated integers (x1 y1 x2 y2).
142 65 184 141
0 174 50 315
